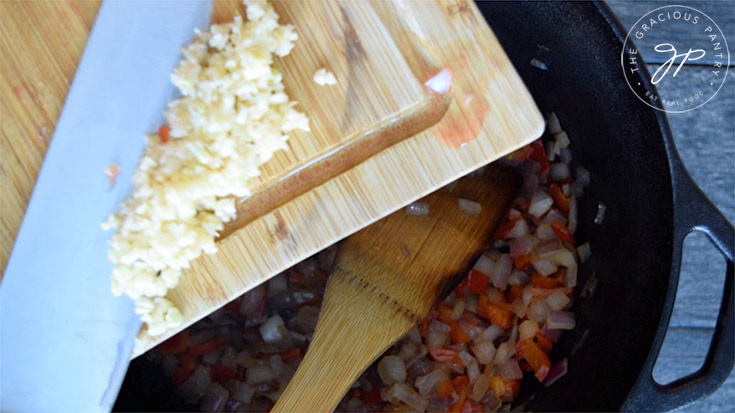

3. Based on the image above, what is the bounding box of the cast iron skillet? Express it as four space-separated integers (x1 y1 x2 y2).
116 1 734 411
477 1 734 411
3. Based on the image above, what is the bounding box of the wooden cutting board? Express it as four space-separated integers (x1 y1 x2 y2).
0 0 543 356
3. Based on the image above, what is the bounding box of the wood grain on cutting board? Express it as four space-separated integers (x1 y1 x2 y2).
0 0 544 355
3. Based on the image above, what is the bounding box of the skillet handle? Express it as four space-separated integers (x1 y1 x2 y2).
623 162 734 411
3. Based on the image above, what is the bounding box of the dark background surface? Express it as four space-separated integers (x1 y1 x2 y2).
607 1 734 411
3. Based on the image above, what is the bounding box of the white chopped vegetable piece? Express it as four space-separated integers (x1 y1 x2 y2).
405 202 429 216
458 198 482 215
313 68 337 85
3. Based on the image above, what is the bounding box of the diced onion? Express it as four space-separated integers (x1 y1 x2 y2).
496 360 523 381
199 383 229 412
239 285 266 317
471 374 490 402
518 319 539 342
467 362 481 383
594 202 607 225
471 341 496 364
546 311 576 330
386 383 428 412
568 195 578 234
521 173 540 197
473 254 495 276
232 382 255 404
378 355 406 385
510 236 532 258
546 112 562 134
176 366 211 403
259 315 287 344
536 223 556 240
459 350 476 366
527 300 551 322
508 271 530 286
406 202 430 216
565 265 578 288
546 290 570 311
559 148 573 163
268 274 288 295
550 163 570 182
535 238 564 257
531 257 558 276
415 368 448 396
475 325 504 344
530 58 548 70
553 131 570 149
458 198 482 215
540 209 568 226
494 341 515 364
543 358 568 387
541 325 563 343
577 242 591 263
508 298 528 318
580 272 600 299
576 166 591 187
246 365 276 385
529 190 554 218
506 218 530 239
491 254 512 290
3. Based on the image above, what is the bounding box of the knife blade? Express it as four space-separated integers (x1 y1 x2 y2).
0 1 211 411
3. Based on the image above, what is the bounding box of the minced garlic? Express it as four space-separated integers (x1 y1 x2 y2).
103 0 309 337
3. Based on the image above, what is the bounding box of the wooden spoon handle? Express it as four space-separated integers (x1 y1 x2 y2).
274 265 417 412
273 165 518 412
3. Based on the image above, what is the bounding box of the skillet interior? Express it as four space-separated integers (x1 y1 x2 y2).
477 1 674 411
116 2 676 411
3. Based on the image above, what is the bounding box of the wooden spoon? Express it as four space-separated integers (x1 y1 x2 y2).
273 165 518 412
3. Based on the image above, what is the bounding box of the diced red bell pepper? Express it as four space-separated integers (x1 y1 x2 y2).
550 220 575 243
452 375 470 395
158 331 189 354
361 389 383 404
188 337 226 356
529 139 550 174
461 400 484 413
518 359 534 372
520 198 531 215
158 125 171 144
179 352 199 370
521 340 551 381
512 253 532 271
550 183 570 215
427 346 460 363
438 303 455 324
453 278 467 299
211 364 237 381
281 347 302 364
531 273 562 289
466 269 490 295
449 321 471 344
437 379 453 398
172 365 194 386
477 294 513 329
492 218 520 241
506 284 524 303
534 331 554 354
449 376 470 413
490 375 520 401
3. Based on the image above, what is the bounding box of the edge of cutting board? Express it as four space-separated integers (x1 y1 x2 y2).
133 0 544 356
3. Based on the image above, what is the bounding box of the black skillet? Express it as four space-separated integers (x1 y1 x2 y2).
116 2 734 411
477 1 734 411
